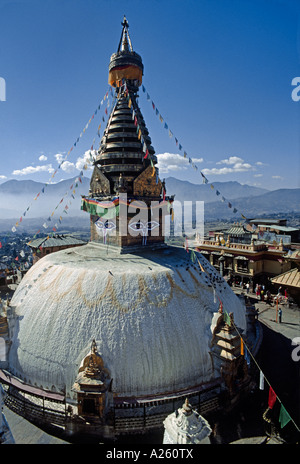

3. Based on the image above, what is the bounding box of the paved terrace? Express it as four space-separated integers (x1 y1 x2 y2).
227 287 300 444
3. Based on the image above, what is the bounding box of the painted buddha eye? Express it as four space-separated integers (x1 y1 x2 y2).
95 220 104 229
104 220 116 230
95 219 116 231
147 221 159 231
128 221 144 231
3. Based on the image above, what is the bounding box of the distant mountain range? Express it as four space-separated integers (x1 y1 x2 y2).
0 177 299 232
202 187 300 220
164 177 300 221
0 177 90 219
165 177 268 203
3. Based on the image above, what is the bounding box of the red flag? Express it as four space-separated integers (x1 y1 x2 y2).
185 237 189 253
0 242 2 249
15 256 18 261
268 386 277 409
219 300 223 313
143 149 149 159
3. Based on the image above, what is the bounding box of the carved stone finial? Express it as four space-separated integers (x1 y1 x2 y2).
182 398 192 415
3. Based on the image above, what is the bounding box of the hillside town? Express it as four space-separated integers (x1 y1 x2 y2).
1 213 299 304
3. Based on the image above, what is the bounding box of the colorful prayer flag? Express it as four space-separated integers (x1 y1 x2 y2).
244 346 250 366
279 404 292 428
185 238 189 252
223 310 231 326
268 386 277 409
259 370 264 390
240 338 244 355
190 249 196 263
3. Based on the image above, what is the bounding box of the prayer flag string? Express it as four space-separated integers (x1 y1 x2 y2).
11 87 113 233
189 249 298 434
140 83 256 232
219 304 299 433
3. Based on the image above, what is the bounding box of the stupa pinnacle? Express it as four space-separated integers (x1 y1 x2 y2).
108 16 144 88
82 17 173 250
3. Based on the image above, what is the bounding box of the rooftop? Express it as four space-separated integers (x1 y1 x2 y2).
257 225 299 232
28 234 87 249
271 268 300 289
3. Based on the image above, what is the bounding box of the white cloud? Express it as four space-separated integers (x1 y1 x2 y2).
0 175 7 180
202 167 234 175
255 161 268 166
54 150 95 173
217 156 244 165
61 160 76 173
54 153 64 164
54 153 75 173
205 156 254 175
39 154 47 161
156 153 203 174
12 164 54 176
254 174 263 177
75 150 96 171
272 175 284 180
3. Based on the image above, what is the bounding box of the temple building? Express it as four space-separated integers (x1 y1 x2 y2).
195 225 293 289
0 18 261 443
28 234 87 264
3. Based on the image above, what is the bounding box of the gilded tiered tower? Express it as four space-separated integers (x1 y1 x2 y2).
82 17 173 249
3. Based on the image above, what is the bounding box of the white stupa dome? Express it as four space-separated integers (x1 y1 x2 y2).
7 243 246 398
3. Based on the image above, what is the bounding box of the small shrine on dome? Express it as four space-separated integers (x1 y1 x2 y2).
163 398 212 444
72 340 112 418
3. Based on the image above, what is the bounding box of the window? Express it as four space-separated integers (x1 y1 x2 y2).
237 259 249 273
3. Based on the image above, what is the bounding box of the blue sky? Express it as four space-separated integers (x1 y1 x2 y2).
0 0 299 191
